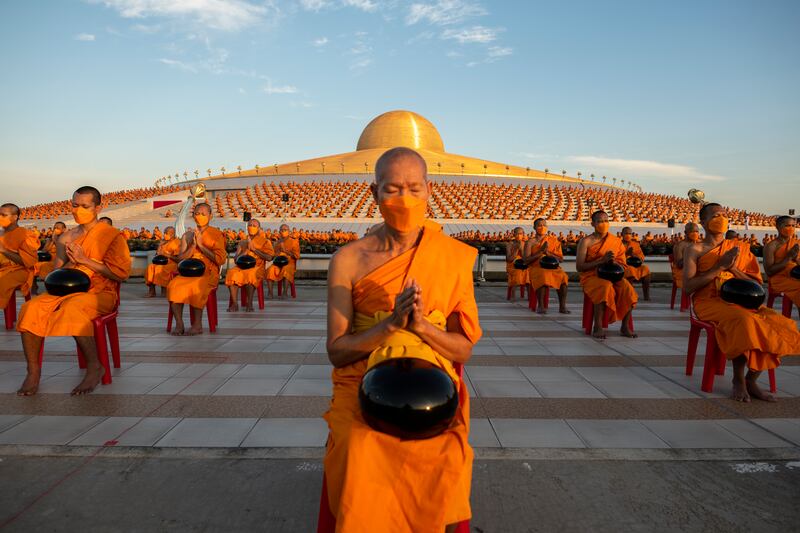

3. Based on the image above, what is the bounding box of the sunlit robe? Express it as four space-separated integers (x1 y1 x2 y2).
580 233 638 323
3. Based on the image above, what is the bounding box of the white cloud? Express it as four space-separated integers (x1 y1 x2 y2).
407 0 486 26
312 36 329 46
299 0 331 10
158 57 198 72
487 45 511 58
300 0 377 12
343 0 378 12
349 57 373 70
93 0 270 31
75 33 96 41
263 80 298 94
238 87 246 94
441 25 498 44
567 156 726 182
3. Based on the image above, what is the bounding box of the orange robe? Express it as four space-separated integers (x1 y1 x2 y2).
225 234 274 287
323 222 481 532
167 226 227 309
266 237 300 283
580 233 638 323
671 245 686 289
527 235 568 290
0 227 38 306
17 224 131 337
623 241 651 281
146 238 181 288
506 243 528 287
694 239 800 370
34 240 57 280
768 236 799 307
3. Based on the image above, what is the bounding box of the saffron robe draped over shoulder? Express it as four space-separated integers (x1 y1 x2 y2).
0 226 38 306
768 236 799 307
167 226 227 309
225 233 274 287
506 243 528 287
146 238 181 288
17 224 131 337
266 237 300 283
323 221 481 533
623 241 651 281
693 239 800 370
580 233 638 323
527 235 568 290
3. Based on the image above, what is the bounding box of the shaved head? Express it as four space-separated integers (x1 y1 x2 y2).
194 203 212 215
684 222 699 233
1 203 20 216
374 147 427 184
74 186 101 206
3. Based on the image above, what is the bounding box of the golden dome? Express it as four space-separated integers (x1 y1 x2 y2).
356 110 445 153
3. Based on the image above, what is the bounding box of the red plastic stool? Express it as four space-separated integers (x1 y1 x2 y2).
582 293 633 335
167 288 218 333
238 281 265 310
506 284 525 300
686 310 776 393
316 363 470 533
277 280 296 299
767 290 793 318
529 285 550 312
4 290 31 330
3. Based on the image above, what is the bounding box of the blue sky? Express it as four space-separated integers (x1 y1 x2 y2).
1 0 798 214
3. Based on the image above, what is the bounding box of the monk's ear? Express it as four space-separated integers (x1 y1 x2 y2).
426 180 432 197
370 182 379 203
94 204 103 215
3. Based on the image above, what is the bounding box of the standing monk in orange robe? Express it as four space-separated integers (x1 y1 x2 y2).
17 186 131 395
265 223 300 299
764 215 799 318
225 219 274 312
0 203 38 307
145 226 179 298
523 218 569 314
324 147 481 532
167 203 226 336
577 211 638 339
505 226 527 301
671 222 701 290
621 227 652 301
685 204 800 402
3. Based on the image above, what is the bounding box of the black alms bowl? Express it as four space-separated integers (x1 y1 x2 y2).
513 258 526 270
44 268 91 297
177 258 206 277
151 254 168 265
720 278 765 310
539 255 559 270
626 256 643 268
791 265 800 280
37 251 52 262
359 358 459 440
597 262 625 283
235 255 257 270
273 255 290 268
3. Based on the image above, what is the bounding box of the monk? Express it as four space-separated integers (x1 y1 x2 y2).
621 227 651 301
99 216 113 226
225 219 274 312
523 218 569 314
145 226 179 297
167 203 226 335
16 186 131 395
265 223 300 299
671 222 701 291
577 211 638 339
505 226 527 301
323 147 481 532
31 221 66 295
763 215 799 317
0 203 38 309
684 203 800 402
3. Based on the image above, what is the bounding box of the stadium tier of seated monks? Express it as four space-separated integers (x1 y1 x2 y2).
683 203 800 402
15 186 132 396
225 219 274 311
324 147 479 531
763 215 799 317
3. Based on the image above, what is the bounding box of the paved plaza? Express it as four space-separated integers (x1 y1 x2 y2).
1 283 799 531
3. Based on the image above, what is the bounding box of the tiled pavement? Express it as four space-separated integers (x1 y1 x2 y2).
1 282 798 452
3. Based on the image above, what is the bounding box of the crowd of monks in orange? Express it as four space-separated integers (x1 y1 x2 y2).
19 185 186 220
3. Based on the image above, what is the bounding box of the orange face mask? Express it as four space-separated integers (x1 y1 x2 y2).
378 196 427 233
194 214 209 227
779 226 796 238
280 230 289 238
687 231 700 242
707 216 728 235
0 214 12 228
72 206 95 225
164 234 173 241
515 235 525 241
54 228 64 235
536 226 547 236
622 234 632 242
595 222 609 235
248 226 259 236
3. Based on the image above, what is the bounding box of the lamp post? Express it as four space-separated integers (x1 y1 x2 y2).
274 164 278 175
194 170 199 179
255 164 260 175
544 168 549 177
561 170 566 179
437 162 442 175
321 162 326 175
602 175 606 184
340 162 345 174
364 162 369 174
207 169 212 177
220 166 226 176
526 167 530 176
183 171 188 181
461 163 465 175
577 171 582 181
483 164 487 176
237 165 242 176
296 163 300 174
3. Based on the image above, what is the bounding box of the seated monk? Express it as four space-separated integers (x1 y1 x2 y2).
684 203 800 402
31 221 66 295
324 147 480 532
621 227 652 301
763 215 799 318
224 219 274 312
0 203 38 309
145 226 179 298
99 216 113 226
523 218 569 314
265 223 300 299
671 222 701 291
167 203 226 335
505 226 528 301
577 211 638 339
16 186 131 395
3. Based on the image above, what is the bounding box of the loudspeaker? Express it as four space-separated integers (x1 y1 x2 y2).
282 193 290 202
243 212 251 222
667 218 675 228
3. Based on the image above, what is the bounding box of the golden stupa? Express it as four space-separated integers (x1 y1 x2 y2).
202 110 586 183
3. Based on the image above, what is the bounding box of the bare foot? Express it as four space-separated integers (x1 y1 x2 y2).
731 378 751 402
559 307 572 314
17 372 41 396
227 303 239 312
644 297 651 302
536 308 547 315
71 367 104 396
245 305 254 312
171 326 185 336
620 324 638 338
591 326 606 340
746 378 776 402
183 327 203 336
145 291 156 298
